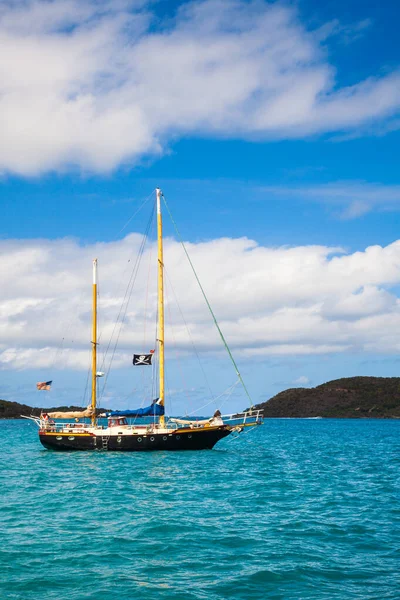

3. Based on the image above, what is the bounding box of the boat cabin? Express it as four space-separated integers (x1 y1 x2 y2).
108 417 128 428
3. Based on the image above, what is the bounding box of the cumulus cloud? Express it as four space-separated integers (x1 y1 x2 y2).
0 0 399 175
1 233 400 371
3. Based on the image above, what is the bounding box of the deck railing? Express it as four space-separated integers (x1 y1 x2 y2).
221 409 263 427
24 409 263 432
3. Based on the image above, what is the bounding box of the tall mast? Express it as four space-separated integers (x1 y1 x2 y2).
156 188 165 427
91 258 98 426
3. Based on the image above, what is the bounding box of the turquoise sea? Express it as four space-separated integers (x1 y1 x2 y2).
1 419 399 600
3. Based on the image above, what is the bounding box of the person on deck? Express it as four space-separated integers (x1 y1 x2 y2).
209 410 224 426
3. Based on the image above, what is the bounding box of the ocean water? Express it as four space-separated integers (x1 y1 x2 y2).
1 419 399 600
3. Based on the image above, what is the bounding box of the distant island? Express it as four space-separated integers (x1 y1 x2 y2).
252 377 400 418
1 376 400 419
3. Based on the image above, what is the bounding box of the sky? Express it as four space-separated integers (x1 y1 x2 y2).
1 0 400 414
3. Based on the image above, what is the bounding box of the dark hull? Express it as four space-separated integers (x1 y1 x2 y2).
39 426 231 451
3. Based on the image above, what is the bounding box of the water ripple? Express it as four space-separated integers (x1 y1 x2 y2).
1 419 399 599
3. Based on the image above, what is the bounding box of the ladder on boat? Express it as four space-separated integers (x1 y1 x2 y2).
101 436 109 451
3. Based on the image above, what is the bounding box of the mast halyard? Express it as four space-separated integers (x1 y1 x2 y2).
91 258 98 426
156 188 165 427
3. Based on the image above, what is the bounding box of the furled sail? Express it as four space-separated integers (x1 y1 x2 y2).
46 407 94 419
170 411 223 427
170 417 210 425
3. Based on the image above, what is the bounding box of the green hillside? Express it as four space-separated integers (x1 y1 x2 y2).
253 377 400 418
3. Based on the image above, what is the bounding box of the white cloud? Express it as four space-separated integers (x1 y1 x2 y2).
2 234 400 371
0 0 399 175
293 376 310 385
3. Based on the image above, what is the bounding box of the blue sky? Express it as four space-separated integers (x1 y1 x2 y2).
1 0 400 413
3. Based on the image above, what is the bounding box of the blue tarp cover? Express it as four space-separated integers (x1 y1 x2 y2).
107 402 164 417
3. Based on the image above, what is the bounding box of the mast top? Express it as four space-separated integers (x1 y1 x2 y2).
156 188 162 214
92 258 98 284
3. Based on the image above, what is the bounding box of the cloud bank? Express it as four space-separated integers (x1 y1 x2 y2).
1 0 400 175
1 234 400 371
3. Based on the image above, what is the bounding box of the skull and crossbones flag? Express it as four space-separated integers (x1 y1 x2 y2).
133 353 153 366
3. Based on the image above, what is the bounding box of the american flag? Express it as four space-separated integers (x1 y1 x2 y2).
36 381 52 391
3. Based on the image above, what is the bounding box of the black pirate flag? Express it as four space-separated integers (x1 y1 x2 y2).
133 353 153 366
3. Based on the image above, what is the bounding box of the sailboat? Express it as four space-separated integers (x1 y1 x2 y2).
24 189 263 451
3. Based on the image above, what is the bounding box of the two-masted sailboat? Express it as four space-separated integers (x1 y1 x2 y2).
24 189 262 450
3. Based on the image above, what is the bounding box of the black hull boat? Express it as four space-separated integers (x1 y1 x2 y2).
24 189 263 451
39 425 232 451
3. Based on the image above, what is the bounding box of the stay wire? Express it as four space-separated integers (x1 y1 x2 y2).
44 190 155 405
99 204 156 401
99 203 156 402
162 193 254 409
97 188 155 389
187 379 240 416
225 420 259 444
164 265 217 412
97 200 155 374
81 348 92 407
116 190 156 238
141 215 156 403
153 305 159 404
164 281 192 412
103 209 154 370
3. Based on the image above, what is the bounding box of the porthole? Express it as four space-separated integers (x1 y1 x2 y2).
163 436 167 441
56 436 62 441
176 435 180 440
150 437 155 442
137 437 142 442
68 436 75 441
188 434 192 439
117 436 122 443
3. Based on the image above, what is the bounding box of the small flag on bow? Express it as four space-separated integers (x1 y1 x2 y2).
133 354 153 366
36 381 52 391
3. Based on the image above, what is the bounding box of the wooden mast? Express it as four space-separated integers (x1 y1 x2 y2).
91 258 98 426
156 188 165 427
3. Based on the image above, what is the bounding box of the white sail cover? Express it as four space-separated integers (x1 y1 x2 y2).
170 417 211 426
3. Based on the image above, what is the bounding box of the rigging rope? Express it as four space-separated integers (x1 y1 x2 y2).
187 379 240 416
164 282 193 412
141 216 155 402
82 348 92 407
224 420 260 444
116 190 155 238
162 193 254 409
164 265 216 410
98 203 156 402
43 190 156 407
